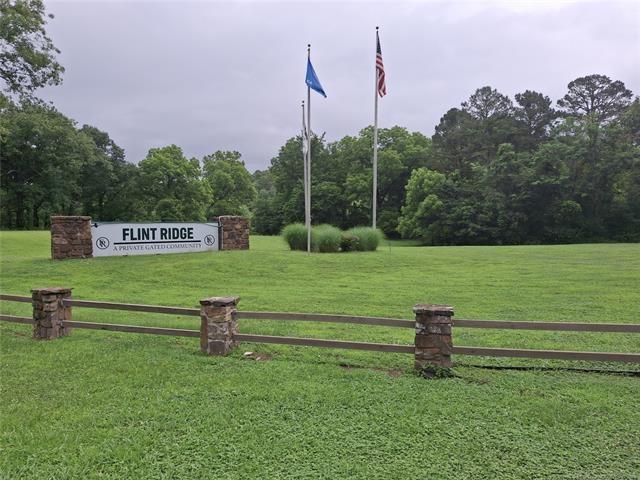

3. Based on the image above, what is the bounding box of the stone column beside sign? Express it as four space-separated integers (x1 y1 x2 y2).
32 287 73 339
217 216 250 250
414 304 454 370
51 216 93 260
200 296 239 355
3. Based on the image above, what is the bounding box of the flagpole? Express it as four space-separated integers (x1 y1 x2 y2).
372 27 379 230
306 44 312 253
302 99 309 251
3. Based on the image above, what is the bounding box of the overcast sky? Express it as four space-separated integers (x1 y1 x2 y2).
41 0 640 171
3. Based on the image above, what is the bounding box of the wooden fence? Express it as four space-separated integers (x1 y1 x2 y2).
1 291 639 367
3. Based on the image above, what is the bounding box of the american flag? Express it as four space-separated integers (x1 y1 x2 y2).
376 30 386 97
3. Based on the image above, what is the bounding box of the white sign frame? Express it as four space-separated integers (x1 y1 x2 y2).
91 221 220 257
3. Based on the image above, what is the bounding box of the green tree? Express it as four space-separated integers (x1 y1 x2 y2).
265 127 429 235
0 0 64 98
0 101 91 228
252 169 275 196
620 98 640 147
251 169 281 234
268 134 328 227
557 74 633 124
77 125 141 221
548 112 627 238
447 86 521 167
462 86 513 120
514 90 557 150
398 168 448 243
202 150 256 217
526 142 575 242
137 145 210 221
484 143 533 243
602 100 640 240
343 172 371 228
431 107 479 175
327 130 372 227
330 126 431 235
377 127 431 235
252 195 282 235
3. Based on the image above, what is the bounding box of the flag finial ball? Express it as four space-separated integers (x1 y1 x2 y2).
376 26 379 30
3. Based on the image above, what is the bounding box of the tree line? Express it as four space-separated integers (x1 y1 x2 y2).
1 1 638 243
254 75 639 243
1 76 638 244
0 97 256 228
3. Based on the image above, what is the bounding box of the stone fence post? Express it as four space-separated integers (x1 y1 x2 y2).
32 287 73 339
414 304 454 371
200 296 239 355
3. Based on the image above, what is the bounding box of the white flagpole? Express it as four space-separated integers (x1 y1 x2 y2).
372 27 379 230
302 99 309 247
306 44 312 253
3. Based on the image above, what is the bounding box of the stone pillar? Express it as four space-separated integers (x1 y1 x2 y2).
217 216 250 250
51 216 93 260
200 296 239 355
414 304 454 371
32 287 73 339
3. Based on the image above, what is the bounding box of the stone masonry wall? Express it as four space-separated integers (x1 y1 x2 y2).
51 216 93 260
217 216 250 250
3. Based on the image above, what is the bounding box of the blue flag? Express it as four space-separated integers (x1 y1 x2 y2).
305 58 326 98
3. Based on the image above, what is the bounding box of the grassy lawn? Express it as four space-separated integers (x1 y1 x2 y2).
1 231 639 479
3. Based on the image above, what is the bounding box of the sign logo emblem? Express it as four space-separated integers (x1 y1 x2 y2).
204 235 216 246
96 237 110 249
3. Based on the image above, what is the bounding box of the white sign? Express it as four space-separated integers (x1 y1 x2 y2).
91 222 220 257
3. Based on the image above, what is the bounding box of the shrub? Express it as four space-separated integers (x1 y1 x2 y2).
281 223 307 251
312 224 342 253
340 233 360 252
346 227 383 251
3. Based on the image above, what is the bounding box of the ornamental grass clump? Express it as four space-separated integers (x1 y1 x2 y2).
281 223 383 252
312 224 342 253
346 227 383 251
281 223 307 251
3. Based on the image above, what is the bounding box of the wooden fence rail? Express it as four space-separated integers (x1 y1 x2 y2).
63 299 200 317
0 294 31 303
452 346 640 363
1 291 639 365
0 314 32 324
238 311 414 328
64 321 200 337
453 319 640 333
